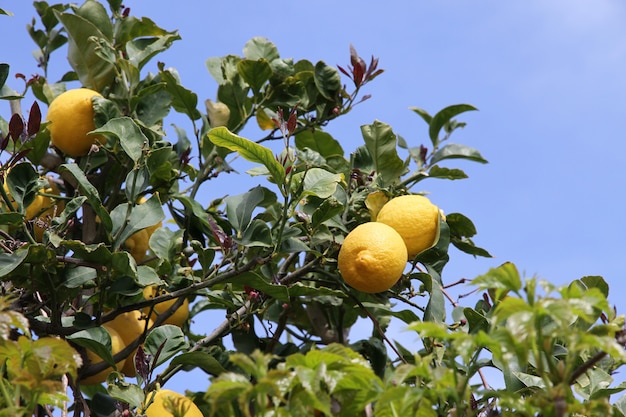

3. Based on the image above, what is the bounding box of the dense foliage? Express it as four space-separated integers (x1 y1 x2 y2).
0 1 625 416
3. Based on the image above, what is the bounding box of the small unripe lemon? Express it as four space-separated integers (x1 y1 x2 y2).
338 222 408 293
46 88 104 157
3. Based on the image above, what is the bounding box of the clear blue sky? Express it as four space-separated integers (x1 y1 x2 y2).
2 0 626 396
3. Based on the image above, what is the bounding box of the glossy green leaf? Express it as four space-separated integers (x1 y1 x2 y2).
170 351 227 376
144 325 188 367
243 37 279 61
0 63 8 89
126 33 180 70
429 104 477 146
107 382 144 409
447 212 477 238
295 168 344 199
159 66 201 120
428 165 468 180
361 121 406 185
314 61 341 100
74 0 113 40
54 11 115 90
409 106 432 125
92 117 149 162
430 143 487 165
60 163 112 232
110 194 165 247
225 186 265 236
0 247 28 278
208 126 285 185
238 59 272 93
295 130 344 158
5 162 39 210
67 326 115 366
473 262 522 294
238 219 273 247
62 266 97 288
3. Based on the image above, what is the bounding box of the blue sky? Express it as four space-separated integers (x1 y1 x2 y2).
2 0 626 396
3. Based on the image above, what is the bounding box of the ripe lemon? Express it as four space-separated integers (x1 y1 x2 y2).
125 221 162 262
338 222 408 293
46 88 104 157
376 194 440 259
123 197 162 262
3 176 65 242
106 310 153 377
142 389 203 417
80 324 126 385
143 286 189 327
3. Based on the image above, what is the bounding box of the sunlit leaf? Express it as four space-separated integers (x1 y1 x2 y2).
208 126 285 185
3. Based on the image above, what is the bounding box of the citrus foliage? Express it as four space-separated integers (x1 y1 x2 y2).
0 1 624 417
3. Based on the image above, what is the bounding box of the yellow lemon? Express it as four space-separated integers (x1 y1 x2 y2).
80 324 126 385
376 194 440 259
46 88 104 157
338 222 408 293
105 310 153 377
143 286 189 327
125 221 162 262
142 389 203 417
3 176 65 242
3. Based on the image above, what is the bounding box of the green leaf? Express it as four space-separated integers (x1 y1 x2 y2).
228 271 290 301
92 117 149 162
110 194 165 247
126 33 180 70
54 11 115 90
170 351 227 376
429 104 477 146
243 37 280 61
208 126 285 185
144 325 188 367
427 165 468 180
310 197 344 229
5 162 40 210
107 382 144 409
224 186 265 236
239 219 273 248
446 212 477 238
159 66 201 120
0 63 9 90
74 0 113 40
314 61 341 100
360 121 406 186
67 327 115 366
418 269 446 323
409 106 432 125
60 163 111 232
63 266 97 288
295 167 344 199
0 247 29 277
238 59 272 93
294 130 344 158
473 262 522 295
430 143 487 165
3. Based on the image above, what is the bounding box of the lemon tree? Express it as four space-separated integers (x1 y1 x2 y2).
0 2 625 417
